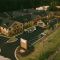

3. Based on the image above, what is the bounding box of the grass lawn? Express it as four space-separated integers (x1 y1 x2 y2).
53 50 60 60
16 27 60 60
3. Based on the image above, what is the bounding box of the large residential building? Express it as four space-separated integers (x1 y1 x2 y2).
0 12 46 37
0 19 23 36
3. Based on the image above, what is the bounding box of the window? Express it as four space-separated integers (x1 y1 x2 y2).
17 26 18 28
37 22 43 27
9 28 11 30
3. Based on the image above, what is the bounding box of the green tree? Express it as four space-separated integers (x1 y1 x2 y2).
48 0 58 11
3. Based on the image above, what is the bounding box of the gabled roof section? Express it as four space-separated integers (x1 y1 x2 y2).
0 18 14 28
9 21 22 28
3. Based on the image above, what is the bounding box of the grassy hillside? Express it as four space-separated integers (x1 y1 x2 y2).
38 27 60 60
17 27 60 60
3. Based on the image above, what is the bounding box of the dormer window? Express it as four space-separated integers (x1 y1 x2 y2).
17 26 18 28
9 28 11 30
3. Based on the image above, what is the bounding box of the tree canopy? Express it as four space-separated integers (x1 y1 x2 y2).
0 0 60 12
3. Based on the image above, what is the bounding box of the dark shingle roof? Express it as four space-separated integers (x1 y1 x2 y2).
0 18 14 28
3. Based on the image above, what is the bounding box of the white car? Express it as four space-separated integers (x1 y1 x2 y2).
41 32 46 36
24 26 36 33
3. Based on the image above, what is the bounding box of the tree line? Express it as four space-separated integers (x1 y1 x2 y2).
0 0 60 12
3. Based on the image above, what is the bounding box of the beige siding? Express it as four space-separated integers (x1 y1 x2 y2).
0 27 9 36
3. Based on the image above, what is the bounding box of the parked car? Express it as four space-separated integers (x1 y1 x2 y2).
24 26 36 33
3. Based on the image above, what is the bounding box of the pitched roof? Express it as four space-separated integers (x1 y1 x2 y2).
0 18 14 28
